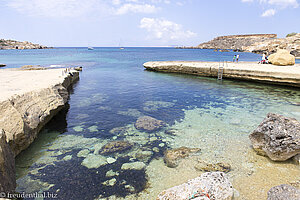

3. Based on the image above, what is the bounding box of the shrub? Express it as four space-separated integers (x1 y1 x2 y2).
286 32 297 37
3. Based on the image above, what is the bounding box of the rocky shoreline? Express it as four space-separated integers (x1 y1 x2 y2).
0 39 50 50
0 68 79 193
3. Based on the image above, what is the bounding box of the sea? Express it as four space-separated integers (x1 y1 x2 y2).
0 48 299 200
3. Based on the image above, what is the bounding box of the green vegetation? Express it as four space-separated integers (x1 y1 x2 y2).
286 32 297 37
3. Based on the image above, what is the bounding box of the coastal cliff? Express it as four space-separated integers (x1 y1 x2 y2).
0 39 50 50
187 33 300 58
195 34 277 51
0 69 78 194
243 33 300 57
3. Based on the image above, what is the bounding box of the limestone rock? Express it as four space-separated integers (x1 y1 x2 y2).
121 162 146 170
0 38 50 50
249 113 300 161
135 116 165 132
292 154 300 165
21 65 46 70
195 160 231 173
164 147 201 168
267 184 300 200
157 172 234 200
268 49 295 66
0 129 16 193
100 141 133 154
0 72 79 156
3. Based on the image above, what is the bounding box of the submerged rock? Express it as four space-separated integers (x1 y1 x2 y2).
0 129 16 193
249 113 300 161
135 116 165 132
121 162 146 170
195 160 231 173
157 172 234 200
164 147 201 168
81 154 107 169
267 184 300 200
100 141 133 154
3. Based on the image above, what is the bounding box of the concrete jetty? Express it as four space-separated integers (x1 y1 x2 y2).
144 61 300 87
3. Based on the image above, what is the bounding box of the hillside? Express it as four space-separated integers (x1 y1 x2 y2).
0 39 50 50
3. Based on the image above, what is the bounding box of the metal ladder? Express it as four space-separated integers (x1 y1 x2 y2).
218 61 225 80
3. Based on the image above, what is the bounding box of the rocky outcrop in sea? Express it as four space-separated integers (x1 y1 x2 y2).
0 39 50 50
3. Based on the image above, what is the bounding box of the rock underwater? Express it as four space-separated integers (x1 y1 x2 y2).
164 147 201 168
134 116 165 132
249 113 300 161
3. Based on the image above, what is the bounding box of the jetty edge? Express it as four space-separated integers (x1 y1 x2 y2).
143 61 300 87
0 68 79 194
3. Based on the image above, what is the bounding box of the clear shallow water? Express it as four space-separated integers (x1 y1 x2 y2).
1 48 300 199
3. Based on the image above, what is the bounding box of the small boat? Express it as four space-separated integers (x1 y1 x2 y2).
88 47 94 50
120 47 124 50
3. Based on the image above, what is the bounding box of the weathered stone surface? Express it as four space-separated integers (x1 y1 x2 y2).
100 141 133 154
268 49 295 66
135 116 165 132
0 70 79 155
249 113 300 161
0 129 16 193
195 160 231 173
164 147 201 168
292 154 300 165
267 184 300 200
157 172 234 200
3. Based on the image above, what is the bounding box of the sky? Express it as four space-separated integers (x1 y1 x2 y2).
0 0 299 47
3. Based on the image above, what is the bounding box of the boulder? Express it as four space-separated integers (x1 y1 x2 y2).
195 160 231 173
0 64 6 68
0 129 16 193
157 172 234 200
164 147 201 168
268 49 295 66
100 141 133 154
267 184 300 200
249 113 300 161
135 116 165 132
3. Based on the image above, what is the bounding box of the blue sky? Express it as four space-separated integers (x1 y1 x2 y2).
0 0 299 47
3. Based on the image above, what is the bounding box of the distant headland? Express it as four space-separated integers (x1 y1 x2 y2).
178 33 300 58
0 39 51 50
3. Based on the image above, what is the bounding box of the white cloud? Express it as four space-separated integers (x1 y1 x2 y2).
6 0 184 18
114 3 159 15
7 0 105 18
261 8 276 16
140 18 196 41
241 0 298 17
267 0 298 8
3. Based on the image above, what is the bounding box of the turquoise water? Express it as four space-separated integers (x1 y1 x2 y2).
1 48 300 199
